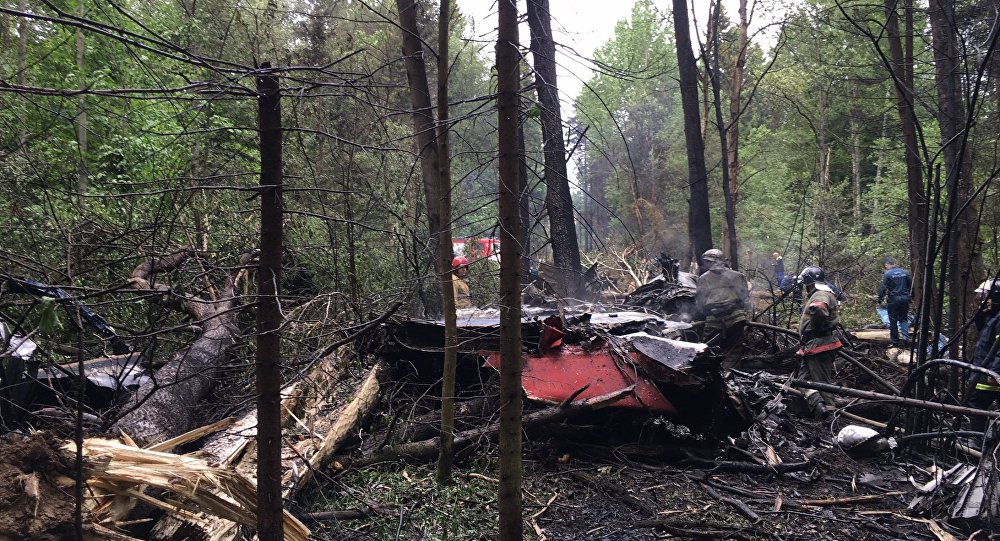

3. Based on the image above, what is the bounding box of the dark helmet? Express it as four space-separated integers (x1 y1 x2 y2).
798 266 825 286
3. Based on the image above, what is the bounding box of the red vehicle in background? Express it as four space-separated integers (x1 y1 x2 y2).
451 237 500 260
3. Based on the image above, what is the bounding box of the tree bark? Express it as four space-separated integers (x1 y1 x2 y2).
497 1 523 539
705 2 738 270
435 0 458 485
255 62 284 541
726 0 749 265
75 6 87 211
15 0 27 148
527 0 582 298
928 0 984 366
884 0 927 311
112 248 241 445
850 112 862 226
396 0 443 316
518 117 532 279
672 0 713 270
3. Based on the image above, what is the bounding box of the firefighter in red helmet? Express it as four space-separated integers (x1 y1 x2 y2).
451 256 473 309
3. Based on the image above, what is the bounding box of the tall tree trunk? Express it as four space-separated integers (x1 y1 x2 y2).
699 5 714 143
75 7 87 211
518 118 532 279
885 0 928 312
727 0 748 253
396 0 443 315
16 0 26 148
497 1 523 539
527 0 582 298
872 108 888 226
672 0 713 270
850 112 862 225
255 62 284 541
705 3 738 270
928 0 984 364
435 0 458 485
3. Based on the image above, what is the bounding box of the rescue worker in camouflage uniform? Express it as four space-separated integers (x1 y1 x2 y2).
695 248 752 369
796 266 842 417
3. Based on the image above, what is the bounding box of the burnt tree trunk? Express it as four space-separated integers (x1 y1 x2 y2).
497 0 523 539
527 0 583 298
112 248 241 445
256 62 284 541
672 0 713 270
396 0 443 316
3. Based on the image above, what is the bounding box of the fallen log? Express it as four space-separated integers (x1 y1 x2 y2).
348 386 635 468
150 356 366 540
788 378 1000 419
69 438 310 541
797 493 903 507
112 248 244 445
705 485 760 522
284 361 386 494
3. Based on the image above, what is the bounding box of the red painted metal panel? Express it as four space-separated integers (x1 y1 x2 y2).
485 345 675 413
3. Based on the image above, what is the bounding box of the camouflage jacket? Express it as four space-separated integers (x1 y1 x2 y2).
797 284 842 355
696 264 751 324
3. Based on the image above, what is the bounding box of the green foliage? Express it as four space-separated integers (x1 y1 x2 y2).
303 463 499 540
37 298 63 335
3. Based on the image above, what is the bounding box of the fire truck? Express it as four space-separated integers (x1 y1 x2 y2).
451 237 500 260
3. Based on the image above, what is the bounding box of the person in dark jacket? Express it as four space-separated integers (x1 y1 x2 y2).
695 249 752 369
973 279 1000 333
877 257 912 346
966 310 1000 439
796 266 841 417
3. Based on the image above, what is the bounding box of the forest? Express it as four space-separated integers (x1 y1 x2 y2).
1 0 1000 540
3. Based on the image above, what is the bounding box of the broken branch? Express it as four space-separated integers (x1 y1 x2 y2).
788 378 1000 419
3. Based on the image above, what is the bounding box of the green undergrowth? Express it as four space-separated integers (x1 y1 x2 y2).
301 458 504 540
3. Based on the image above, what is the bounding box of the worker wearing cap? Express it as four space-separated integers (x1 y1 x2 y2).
877 256 912 347
451 256 473 309
796 266 841 417
695 248 752 369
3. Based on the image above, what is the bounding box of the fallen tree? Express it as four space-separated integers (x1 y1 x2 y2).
112 247 246 445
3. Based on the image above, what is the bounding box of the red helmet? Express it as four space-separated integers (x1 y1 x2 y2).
451 256 469 268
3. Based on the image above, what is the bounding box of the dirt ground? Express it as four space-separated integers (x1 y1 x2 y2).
0 432 80 541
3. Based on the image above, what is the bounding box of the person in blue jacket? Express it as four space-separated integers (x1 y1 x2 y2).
877 257 912 346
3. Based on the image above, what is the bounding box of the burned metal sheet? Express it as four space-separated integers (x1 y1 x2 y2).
485 346 676 413
39 352 147 390
627 334 706 370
